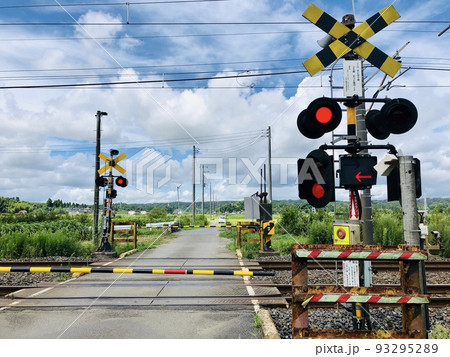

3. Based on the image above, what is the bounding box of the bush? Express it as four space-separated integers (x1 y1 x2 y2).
373 213 404 245
0 229 91 258
147 206 168 222
194 214 209 226
279 205 310 236
428 210 450 258
308 220 333 244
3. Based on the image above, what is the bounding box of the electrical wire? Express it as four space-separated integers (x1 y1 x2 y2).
0 129 268 154
0 0 230 9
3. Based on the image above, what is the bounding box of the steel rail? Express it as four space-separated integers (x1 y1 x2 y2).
257 260 450 271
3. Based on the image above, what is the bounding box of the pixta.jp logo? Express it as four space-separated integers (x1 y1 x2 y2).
125 148 171 194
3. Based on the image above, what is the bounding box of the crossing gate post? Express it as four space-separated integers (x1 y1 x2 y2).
291 243 428 338
236 221 261 250
111 222 138 249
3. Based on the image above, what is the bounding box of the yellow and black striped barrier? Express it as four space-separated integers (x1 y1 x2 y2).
149 224 238 229
0 266 274 277
180 225 238 228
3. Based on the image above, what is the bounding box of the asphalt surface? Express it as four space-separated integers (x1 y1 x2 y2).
0 228 282 338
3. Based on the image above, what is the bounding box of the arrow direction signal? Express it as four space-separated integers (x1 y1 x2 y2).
355 171 373 183
339 155 377 189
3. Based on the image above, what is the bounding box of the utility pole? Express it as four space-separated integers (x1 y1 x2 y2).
201 164 205 215
192 145 197 224
93 110 107 241
399 156 420 246
176 184 181 226
209 182 212 218
267 126 273 203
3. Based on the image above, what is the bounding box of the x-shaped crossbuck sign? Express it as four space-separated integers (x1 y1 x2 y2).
302 3 402 77
98 152 127 175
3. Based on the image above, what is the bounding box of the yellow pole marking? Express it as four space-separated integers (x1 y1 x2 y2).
30 267 51 273
193 270 214 275
113 268 133 274
233 271 254 276
347 106 356 125
0 267 11 273
152 269 165 274
71 267 92 274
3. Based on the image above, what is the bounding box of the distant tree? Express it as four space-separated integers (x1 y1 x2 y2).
147 206 168 222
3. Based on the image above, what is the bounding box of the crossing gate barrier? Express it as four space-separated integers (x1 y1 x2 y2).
111 222 137 249
237 221 261 248
291 243 429 339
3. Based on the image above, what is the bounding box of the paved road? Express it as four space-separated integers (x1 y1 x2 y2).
0 228 282 338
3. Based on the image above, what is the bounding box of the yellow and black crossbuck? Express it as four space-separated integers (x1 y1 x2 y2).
302 3 402 77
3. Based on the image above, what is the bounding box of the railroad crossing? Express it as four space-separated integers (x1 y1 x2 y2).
0 229 285 338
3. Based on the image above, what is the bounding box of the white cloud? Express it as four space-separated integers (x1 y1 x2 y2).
0 0 449 204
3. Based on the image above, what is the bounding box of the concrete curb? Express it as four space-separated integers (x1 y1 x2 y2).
258 308 281 339
120 249 138 258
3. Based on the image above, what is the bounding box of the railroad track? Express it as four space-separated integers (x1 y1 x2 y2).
2 282 448 307
257 259 450 271
3 259 449 271
1 258 448 307
0 260 94 268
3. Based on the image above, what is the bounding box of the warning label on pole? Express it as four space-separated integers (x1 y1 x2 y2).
343 260 359 287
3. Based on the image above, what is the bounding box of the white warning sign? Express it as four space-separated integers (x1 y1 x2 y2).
343 260 360 287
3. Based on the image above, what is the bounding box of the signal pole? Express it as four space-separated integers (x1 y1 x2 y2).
93 110 107 242
192 145 197 224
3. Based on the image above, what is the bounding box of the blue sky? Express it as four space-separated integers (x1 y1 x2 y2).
0 0 449 204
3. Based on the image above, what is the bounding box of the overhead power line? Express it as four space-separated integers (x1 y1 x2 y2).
0 0 229 9
0 20 447 26
0 69 307 89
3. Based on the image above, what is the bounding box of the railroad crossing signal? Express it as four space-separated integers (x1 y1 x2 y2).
387 158 422 202
115 176 128 188
98 152 127 175
297 97 342 139
302 3 401 77
339 155 378 189
298 149 335 208
95 176 108 187
365 98 418 140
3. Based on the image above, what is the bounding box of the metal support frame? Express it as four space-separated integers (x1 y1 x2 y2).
291 243 429 339
111 222 138 250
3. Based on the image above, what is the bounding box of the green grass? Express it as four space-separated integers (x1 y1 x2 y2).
220 227 311 259
112 231 176 256
429 323 450 339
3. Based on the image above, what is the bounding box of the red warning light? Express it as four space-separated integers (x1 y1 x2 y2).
297 97 342 139
315 106 333 124
115 176 128 188
311 183 325 199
